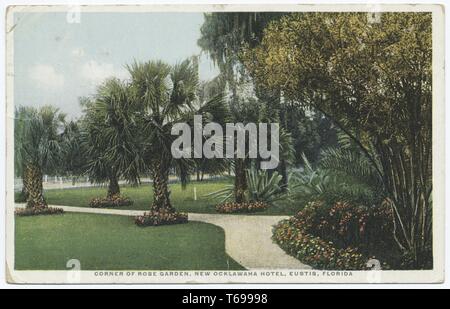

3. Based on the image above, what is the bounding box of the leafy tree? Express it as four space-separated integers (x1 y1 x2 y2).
82 78 143 198
244 12 432 267
199 12 333 191
198 12 286 91
15 105 65 208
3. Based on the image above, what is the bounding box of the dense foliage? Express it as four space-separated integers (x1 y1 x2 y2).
134 209 188 227
245 12 432 267
273 201 394 270
216 201 268 214
291 149 383 207
89 194 133 208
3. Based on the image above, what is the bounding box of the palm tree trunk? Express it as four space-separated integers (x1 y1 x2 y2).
107 175 120 198
278 158 288 192
234 159 247 203
180 167 188 190
21 168 29 201
150 158 174 212
24 164 47 208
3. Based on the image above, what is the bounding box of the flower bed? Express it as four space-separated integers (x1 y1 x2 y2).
89 194 133 208
215 201 268 213
272 201 393 270
15 206 64 217
273 219 368 270
134 209 188 227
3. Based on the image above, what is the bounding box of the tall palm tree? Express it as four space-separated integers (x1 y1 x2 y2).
191 79 230 185
15 105 65 208
60 120 86 184
82 78 143 198
128 58 225 212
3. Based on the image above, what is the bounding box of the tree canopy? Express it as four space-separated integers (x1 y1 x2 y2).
243 12 432 266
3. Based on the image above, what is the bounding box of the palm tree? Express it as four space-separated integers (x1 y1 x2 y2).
60 120 86 184
15 105 65 208
191 79 230 184
128 58 225 213
82 78 143 199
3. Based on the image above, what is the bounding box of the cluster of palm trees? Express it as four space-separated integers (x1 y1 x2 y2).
16 58 257 215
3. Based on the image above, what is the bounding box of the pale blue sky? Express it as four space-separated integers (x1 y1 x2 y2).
14 12 219 118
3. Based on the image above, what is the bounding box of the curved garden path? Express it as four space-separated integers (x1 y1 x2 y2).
14 203 311 270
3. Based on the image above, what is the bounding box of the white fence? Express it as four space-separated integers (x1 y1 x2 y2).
14 174 224 191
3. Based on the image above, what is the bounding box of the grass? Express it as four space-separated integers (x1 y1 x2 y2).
42 179 300 215
15 213 244 270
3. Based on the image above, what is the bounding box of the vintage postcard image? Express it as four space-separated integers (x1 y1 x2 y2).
5 4 445 284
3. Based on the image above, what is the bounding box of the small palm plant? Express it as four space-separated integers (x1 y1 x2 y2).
15 105 65 210
246 166 287 204
290 150 383 207
206 165 287 206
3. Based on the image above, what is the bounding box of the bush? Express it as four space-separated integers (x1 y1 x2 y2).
15 206 64 217
89 194 133 208
294 201 394 251
272 201 393 270
215 201 268 214
205 166 287 206
246 167 287 204
290 151 383 208
134 210 188 227
273 219 368 270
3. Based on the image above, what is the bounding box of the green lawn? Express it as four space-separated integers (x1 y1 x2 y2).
43 179 299 215
15 213 244 270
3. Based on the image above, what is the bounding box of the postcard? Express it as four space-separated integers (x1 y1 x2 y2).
5 3 445 284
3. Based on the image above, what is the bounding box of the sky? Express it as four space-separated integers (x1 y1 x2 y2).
13 12 220 119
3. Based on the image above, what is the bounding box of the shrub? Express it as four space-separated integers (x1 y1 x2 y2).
290 151 383 208
272 201 393 270
15 206 64 217
205 166 287 206
273 219 368 270
246 167 287 204
215 201 268 214
89 194 133 208
134 210 188 227
293 201 394 250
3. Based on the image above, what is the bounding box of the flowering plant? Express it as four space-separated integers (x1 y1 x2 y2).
272 201 393 270
89 194 133 208
134 209 188 226
216 201 268 213
15 205 64 216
